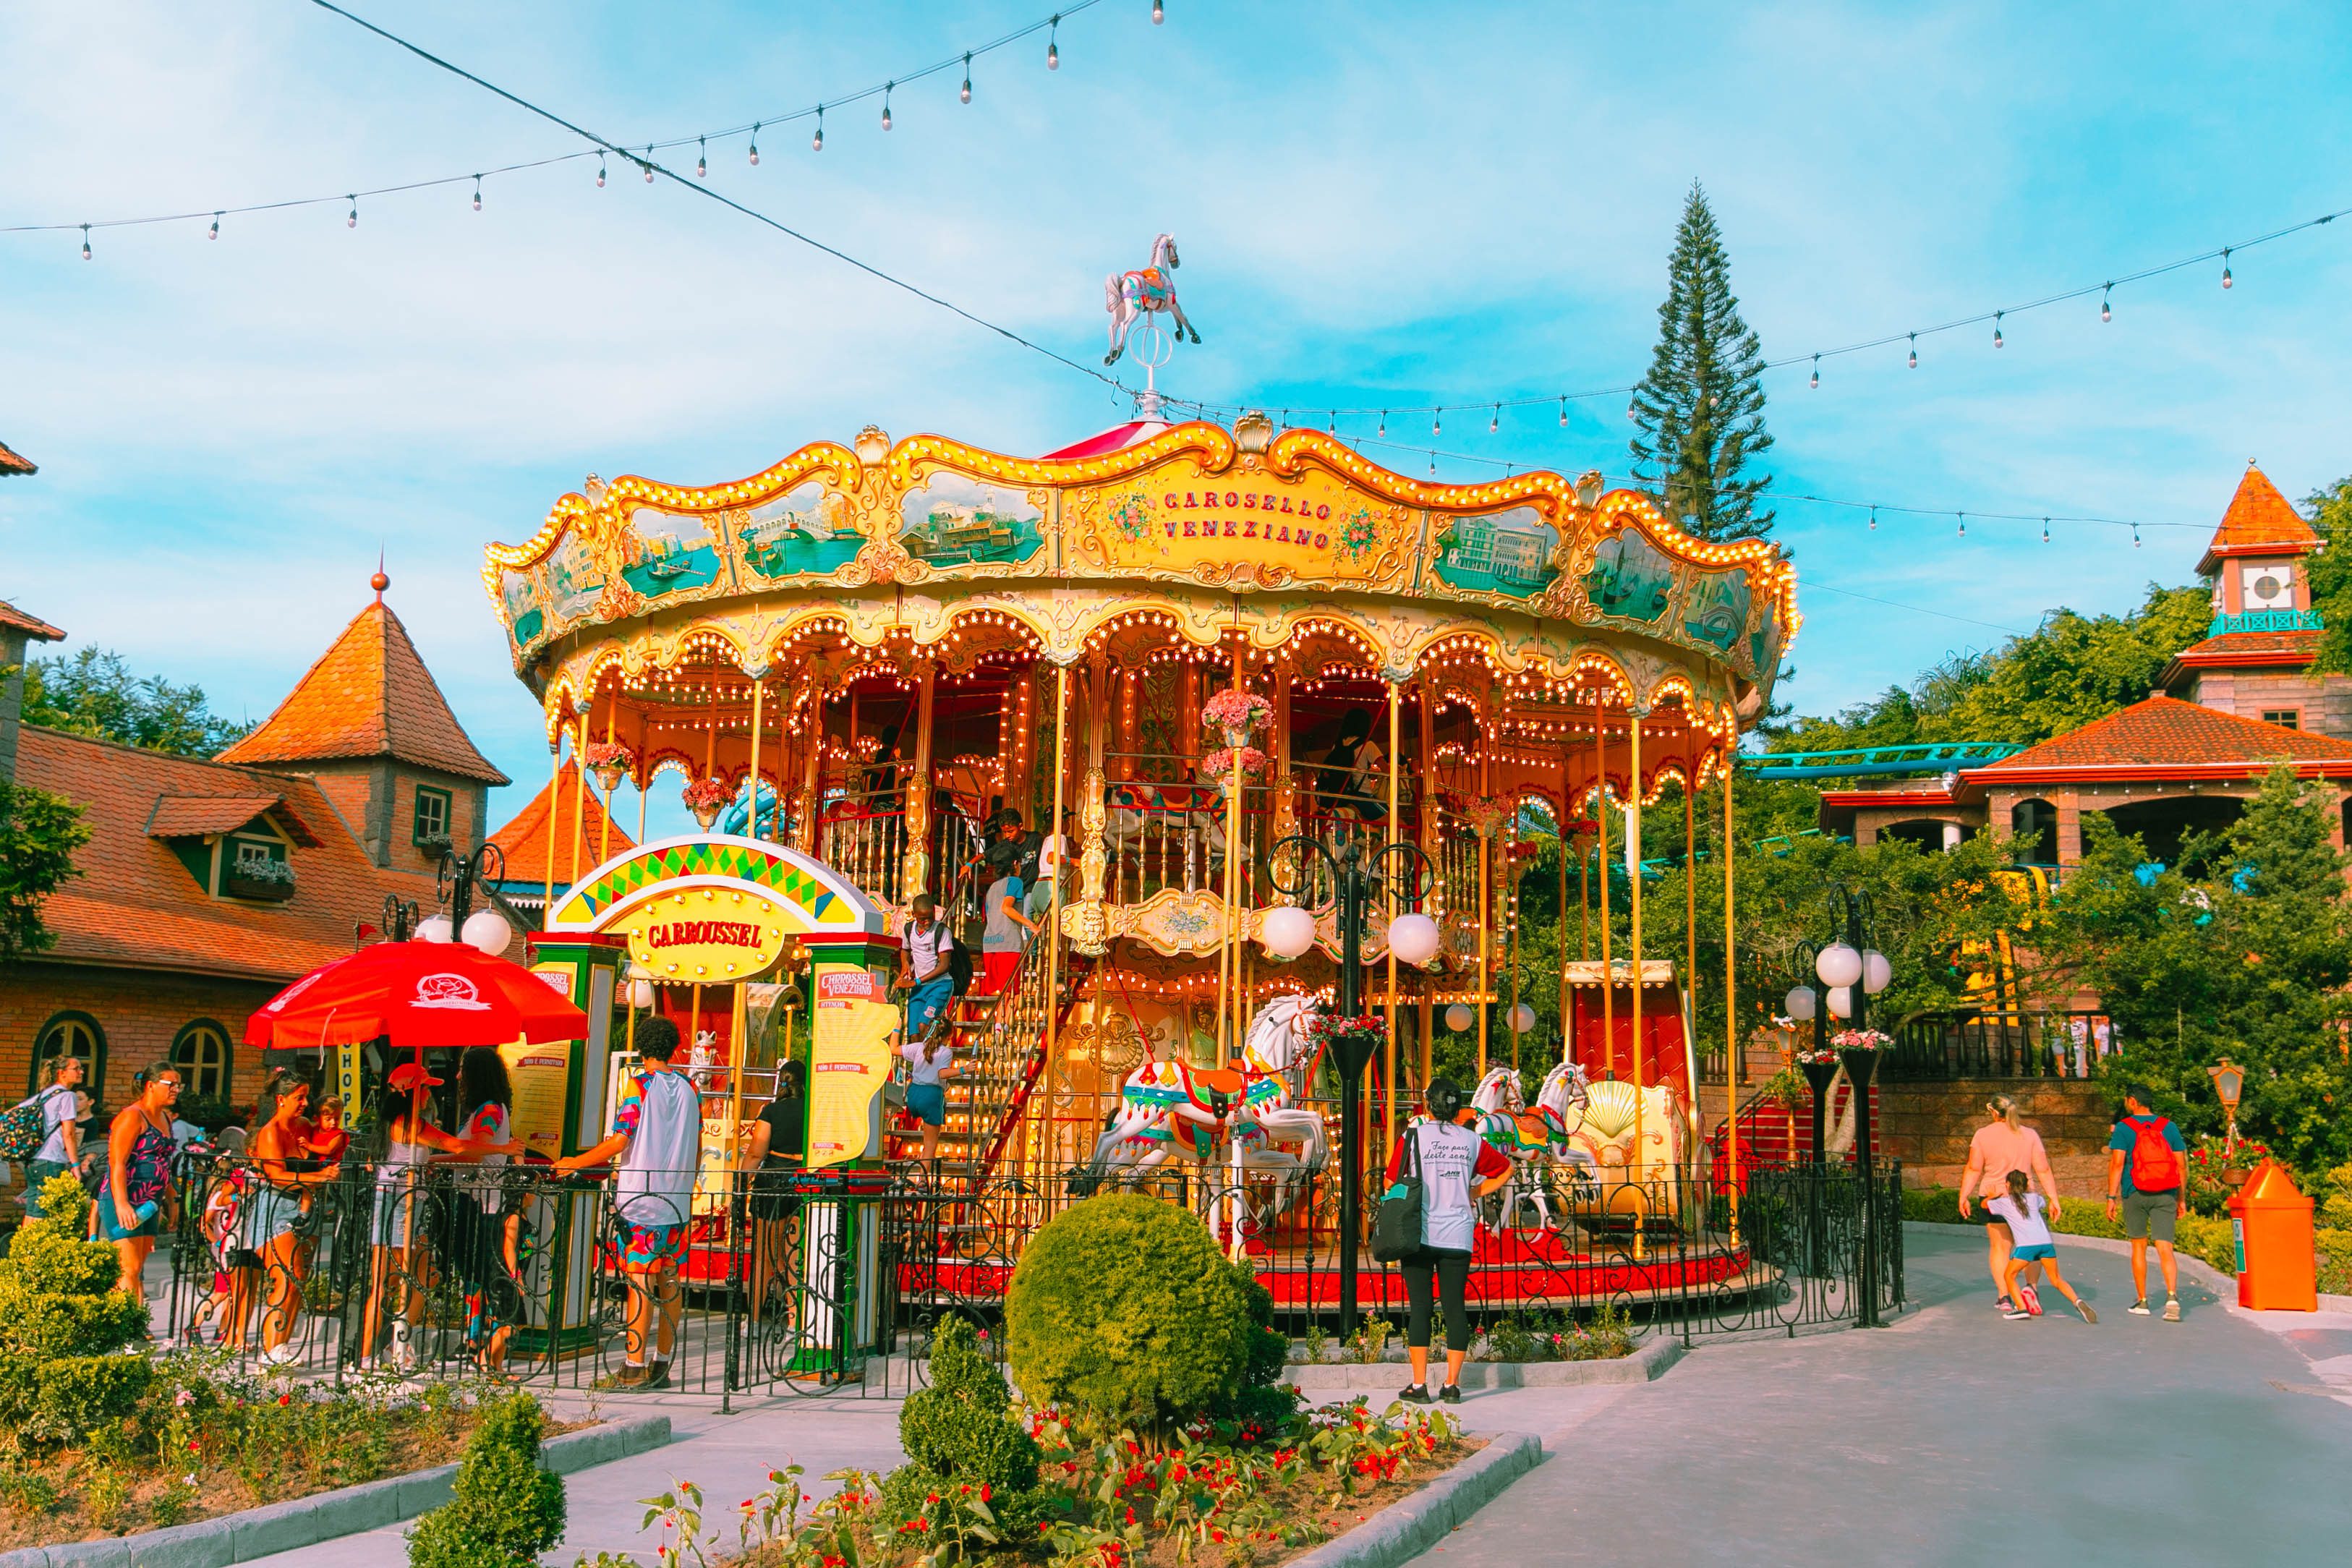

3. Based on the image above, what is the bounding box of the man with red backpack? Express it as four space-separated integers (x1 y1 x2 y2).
2106 1086 2189 1321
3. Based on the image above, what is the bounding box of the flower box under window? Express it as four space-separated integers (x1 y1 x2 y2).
223 858 297 902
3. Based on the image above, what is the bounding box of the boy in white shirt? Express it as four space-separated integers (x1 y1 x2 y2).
1989 1169 2097 1324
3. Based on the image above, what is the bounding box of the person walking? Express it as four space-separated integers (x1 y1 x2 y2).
239 1070 343 1365
2107 1085 2189 1321
898 893 958 1040
900 1026 956 1165
743 1059 806 1321
1956 1093 2061 1312
1989 1169 2096 1323
979 842 1037 995
450 1047 527 1375
18 1054 84 1217
553 1016 702 1389
94 1062 182 1311
1384 1077 1511 1405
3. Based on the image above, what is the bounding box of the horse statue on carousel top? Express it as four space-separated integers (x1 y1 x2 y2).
1105 233 1203 367
1070 993 1326 1255
1469 1060 1596 1234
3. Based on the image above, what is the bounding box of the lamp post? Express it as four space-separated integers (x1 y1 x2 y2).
417 841 516 957
1266 833 1436 1339
2209 1057 2245 1159
1784 891 1893 1321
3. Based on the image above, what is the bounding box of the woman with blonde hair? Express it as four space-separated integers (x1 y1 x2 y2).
1957 1092 2063 1314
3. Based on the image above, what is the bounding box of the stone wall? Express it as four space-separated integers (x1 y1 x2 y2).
1875 1077 2116 1195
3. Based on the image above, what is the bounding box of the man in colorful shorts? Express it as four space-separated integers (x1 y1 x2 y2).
554 1016 703 1387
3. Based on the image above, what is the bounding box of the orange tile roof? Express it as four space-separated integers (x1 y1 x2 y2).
16 725 438 982
486 760 636 890
2159 628 2322 691
0 439 34 477
1964 696 2352 781
2198 464 2319 574
217 595 508 784
0 600 64 640
146 793 284 838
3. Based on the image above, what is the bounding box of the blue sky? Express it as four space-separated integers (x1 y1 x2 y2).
4 1 2349 836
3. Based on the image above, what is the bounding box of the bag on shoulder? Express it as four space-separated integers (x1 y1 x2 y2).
2128 1115 2183 1193
0 1089 61 1164
1371 1125 1426 1263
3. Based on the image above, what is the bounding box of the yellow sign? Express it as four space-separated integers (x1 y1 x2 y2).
498 1040 574 1160
807 965 898 1170
611 887 791 981
1067 461 1415 589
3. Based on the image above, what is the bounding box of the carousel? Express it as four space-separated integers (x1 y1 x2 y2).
482 399 1798 1316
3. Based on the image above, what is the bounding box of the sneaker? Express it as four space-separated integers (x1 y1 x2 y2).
2163 1297 2181 1322
1995 1295 2014 1314
593 1363 652 1391
2128 1300 2151 1316
2019 1282 2043 1318
2003 1308 2032 1321
1438 1384 1463 1405
259 1342 301 1368
2076 1300 2099 1325
1397 1384 1433 1406
641 1360 673 1390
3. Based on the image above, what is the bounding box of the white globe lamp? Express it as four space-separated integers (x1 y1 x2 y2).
416 913 454 944
1827 985 1854 1020
1862 950 1892 995
1444 1002 1475 1033
629 978 656 1010
1509 1002 1537 1034
1815 942 1863 990
1261 905 1317 960
1784 986 1816 1022
1388 912 1441 968
461 908 513 957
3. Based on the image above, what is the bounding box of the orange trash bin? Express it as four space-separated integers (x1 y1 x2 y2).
2227 1160 2317 1312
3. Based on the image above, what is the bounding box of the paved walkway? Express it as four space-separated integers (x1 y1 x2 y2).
1428 1224 2352 1568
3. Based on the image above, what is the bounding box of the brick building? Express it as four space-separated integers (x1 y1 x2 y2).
0 576 508 1113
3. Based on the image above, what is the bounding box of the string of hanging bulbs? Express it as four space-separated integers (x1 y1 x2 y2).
1164 200 2351 428
1320 430 2189 545
12 0 1148 250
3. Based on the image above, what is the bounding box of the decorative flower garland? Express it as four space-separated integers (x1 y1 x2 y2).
1201 689 1273 737
1201 745 1269 780
583 740 636 793
1829 1028 1892 1052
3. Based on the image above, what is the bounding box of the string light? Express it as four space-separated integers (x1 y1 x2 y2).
595 154 606 187
2100 284 2112 322
2220 248 2233 289
2042 517 2050 544
961 54 973 102
1047 14 1060 67
1153 0 1164 20
1907 333 1917 369
79 224 90 260
472 175 482 211
1558 396 1567 427
208 212 220 240
2133 524 2142 547
1377 411 1386 437
748 124 760 165
1432 409 1441 436
346 196 357 229
1867 506 1877 532
882 85 894 130
1956 512 1966 539
1489 405 1499 433
644 147 656 182
813 108 825 151
1809 354 1820 389
1992 311 2003 349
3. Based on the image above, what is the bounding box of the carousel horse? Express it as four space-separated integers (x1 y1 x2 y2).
1100 779 1230 874
1104 233 1203 366
1468 1062 1595 1233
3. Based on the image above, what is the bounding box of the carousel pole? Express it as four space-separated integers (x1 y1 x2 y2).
1216 659 1245 1067
1628 710 1646 1258
1507 806 1521 1077
903 660 938 898
1384 677 1401 1149
541 737 560 924
599 686 618 865
1046 663 1068 1156
1593 701 1614 1078
1416 681 1437 1088
798 680 824 856
568 709 591 889
1558 737 1572 1060
746 671 766 845
1723 749 1742 1245
1475 696 1491 1078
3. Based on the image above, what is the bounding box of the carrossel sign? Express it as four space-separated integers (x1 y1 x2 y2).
614 888 790 980
1068 461 1414 590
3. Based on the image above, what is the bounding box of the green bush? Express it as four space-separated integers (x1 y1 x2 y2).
24 1356 152 1448
881 1317 1055 1547
0 1173 145 1445
406 1393 566 1568
1005 1194 1259 1434
1214 1271 1298 1436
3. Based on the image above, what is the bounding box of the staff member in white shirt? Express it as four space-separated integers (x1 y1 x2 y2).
1383 1078 1512 1405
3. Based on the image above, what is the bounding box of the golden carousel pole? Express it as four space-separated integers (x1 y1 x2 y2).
568 707 591 889
1723 745 1742 1245
541 730 560 924
1593 699 1614 1078
1558 735 1572 1062
1628 707 1646 1259
745 669 766 845
1475 695 1491 1078
598 684 618 866
1416 681 1437 1088
1044 664 1069 1186
1384 676 1402 1149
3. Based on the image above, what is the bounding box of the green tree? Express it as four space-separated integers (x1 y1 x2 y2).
22 647 253 757
0 778 87 962
1628 183 1774 543
2302 473 2352 675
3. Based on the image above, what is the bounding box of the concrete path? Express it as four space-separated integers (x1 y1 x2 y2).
1426 1224 2352 1568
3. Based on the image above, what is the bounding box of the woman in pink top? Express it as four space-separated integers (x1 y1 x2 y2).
1957 1094 2061 1311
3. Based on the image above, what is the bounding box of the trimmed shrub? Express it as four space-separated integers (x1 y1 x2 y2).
0 1172 145 1444
1005 1194 1259 1433
1214 1270 1299 1435
881 1316 1054 1546
406 1393 566 1568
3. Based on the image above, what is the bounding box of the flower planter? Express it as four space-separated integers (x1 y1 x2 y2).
690 803 723 831
222 866 297 903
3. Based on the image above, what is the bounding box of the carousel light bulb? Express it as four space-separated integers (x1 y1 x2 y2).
1862 949 1891 994
1815 942 1863 989
472 176 482 212
629 978 655 1010
1389 911 1441 966
1784 985 1815 1021
1261 906 1316 960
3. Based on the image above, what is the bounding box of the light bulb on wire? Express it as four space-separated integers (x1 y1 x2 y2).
644 148 655 182
882 85 893 130
1810 354 1820 390
80 224 90 260
1956 513 1966 539
961 54 973 102
1558 397 1567 427
1377 411 1386 437
1867 506 1877 532
472 176 482 212
208 212 220 240
346 196 357 229
2042 518 2050 544
1993 312 2004 349
2220 248 2233 289
1907 333 1917 369
1153 0 1164 20
1047 14 1060 68
596 155 607 187
1489 405 1499 433
696 139 707 178
813 109 825 151
749 125 760 165
2132 524 2142 548
1432 409 1441 435
2100 285 2112 322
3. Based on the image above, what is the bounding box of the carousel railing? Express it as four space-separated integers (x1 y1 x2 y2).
819 784 909 906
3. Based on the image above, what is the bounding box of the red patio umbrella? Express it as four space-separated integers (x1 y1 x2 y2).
244 939 588 1055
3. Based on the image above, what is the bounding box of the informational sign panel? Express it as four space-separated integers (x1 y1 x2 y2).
807 964 898 1170
498 1040 574 1160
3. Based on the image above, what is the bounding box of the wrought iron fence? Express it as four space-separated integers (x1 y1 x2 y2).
1883 1010 2117 1081
158 1153 1904 1400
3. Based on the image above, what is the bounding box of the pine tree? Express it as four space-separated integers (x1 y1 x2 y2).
1629 183 1775 542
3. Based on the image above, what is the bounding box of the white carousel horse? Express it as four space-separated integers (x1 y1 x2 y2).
1467 1062 1595 1234
1100 779 1230 882
1214 994 1329 1245
1104 233 1203 366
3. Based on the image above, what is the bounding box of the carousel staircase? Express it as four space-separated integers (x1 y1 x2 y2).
915 937 1092 1186
1705 1079 1880 1181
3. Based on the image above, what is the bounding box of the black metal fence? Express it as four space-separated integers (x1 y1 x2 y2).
1884 1010 2116 1081
158 1154 1904 1399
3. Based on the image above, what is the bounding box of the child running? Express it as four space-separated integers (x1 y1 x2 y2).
1990 1169 2096 1324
